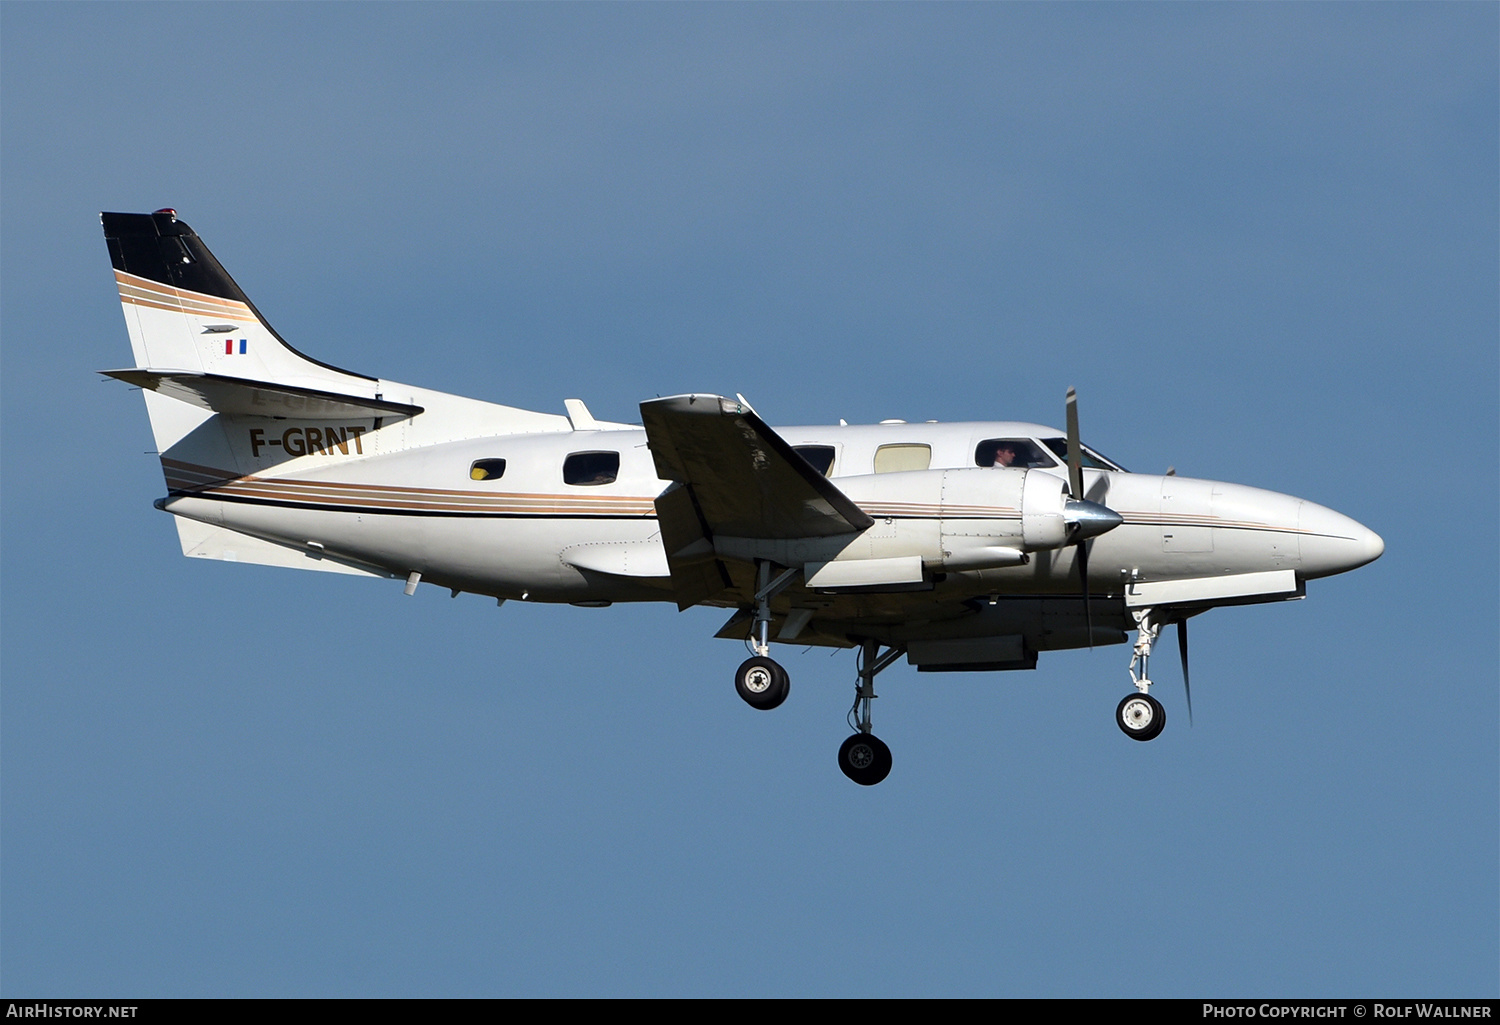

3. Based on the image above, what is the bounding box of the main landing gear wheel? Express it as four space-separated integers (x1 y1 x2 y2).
1116 692 1166 742
838 733 892 786
735 656 790 710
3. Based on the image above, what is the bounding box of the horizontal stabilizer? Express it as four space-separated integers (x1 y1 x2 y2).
102 369 424 420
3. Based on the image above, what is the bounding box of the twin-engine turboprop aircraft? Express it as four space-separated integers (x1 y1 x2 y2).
102 209 1384 785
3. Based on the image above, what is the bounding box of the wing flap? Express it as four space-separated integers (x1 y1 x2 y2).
653 482 732 609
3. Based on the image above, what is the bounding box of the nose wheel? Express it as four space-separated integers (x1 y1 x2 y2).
735 656 790 710
1116 692 1165 741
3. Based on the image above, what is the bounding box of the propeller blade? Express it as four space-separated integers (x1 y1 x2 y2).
1065 387 1084 500
1178 619 1193 725
1078 537 1092 647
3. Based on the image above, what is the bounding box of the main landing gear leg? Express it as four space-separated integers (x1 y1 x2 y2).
1116 607 1167 742
838 639 903 786
734 561 798 711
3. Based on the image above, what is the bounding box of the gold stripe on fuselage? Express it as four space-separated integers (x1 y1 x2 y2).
157 457 1333 535
161 459 658 516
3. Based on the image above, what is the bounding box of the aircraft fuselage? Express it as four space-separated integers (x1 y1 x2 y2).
160 417 1382 652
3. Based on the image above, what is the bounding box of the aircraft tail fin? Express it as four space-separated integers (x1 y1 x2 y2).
102 211 387 428
103 210 572 494
103 209 418 461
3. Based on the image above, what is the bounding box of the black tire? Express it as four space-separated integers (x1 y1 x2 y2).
735 656 789 710
838 733 893 786
1116 692 1166 742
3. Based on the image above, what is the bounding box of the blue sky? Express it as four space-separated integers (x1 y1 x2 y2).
2 3 1495 997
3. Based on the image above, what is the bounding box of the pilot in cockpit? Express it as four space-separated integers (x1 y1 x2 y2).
988 441 1018 467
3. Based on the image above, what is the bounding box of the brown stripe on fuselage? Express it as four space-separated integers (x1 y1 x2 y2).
157 458 1323 533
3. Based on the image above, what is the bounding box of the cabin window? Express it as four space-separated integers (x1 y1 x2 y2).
469 458 507 481
874 443 931 473
1040 438 1127 472
794 445 836 476
564 451 620 486
975 439 1056 469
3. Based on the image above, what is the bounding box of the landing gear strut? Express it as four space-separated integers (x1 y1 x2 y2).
1117 607 1166 741
733 561 799 711
839 638 904 785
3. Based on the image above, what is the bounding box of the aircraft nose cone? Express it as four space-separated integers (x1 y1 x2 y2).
1298 500 1383 578
1064 498 1124 541
1354 523 1385 565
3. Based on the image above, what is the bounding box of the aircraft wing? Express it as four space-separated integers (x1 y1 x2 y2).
641 394 873 540
641 394 873 609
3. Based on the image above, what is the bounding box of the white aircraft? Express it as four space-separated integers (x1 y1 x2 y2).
101 209 1384 785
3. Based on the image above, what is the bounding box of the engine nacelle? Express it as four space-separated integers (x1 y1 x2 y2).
934 466 1070 555
716 468 1075 581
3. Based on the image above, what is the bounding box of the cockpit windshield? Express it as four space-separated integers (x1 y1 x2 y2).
1041 438 1127 472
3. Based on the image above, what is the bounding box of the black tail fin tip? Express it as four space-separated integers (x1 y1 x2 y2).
101 209 248 304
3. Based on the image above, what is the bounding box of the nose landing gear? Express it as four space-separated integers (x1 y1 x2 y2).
1118 607 1166 741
